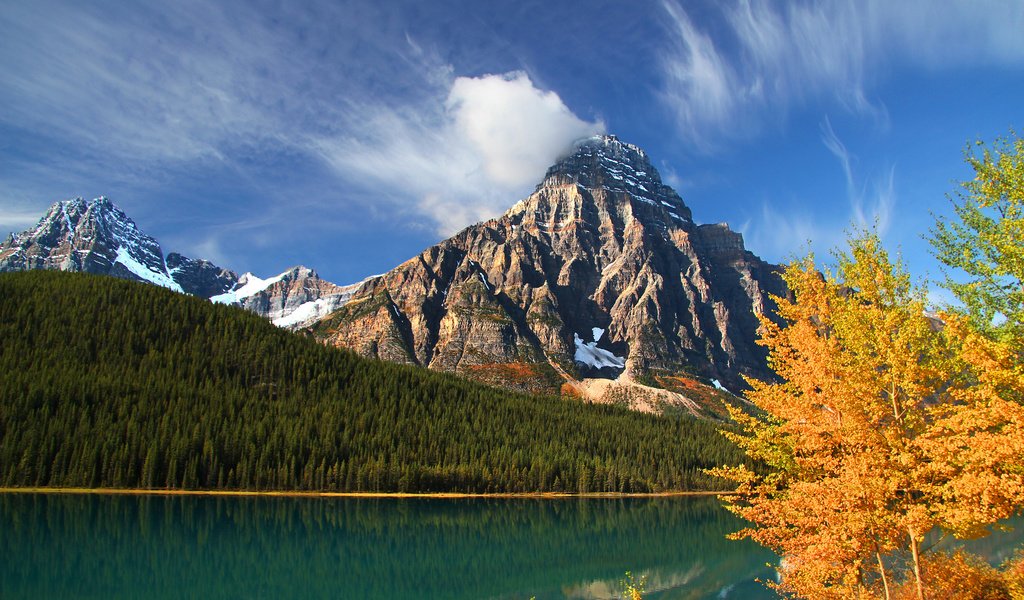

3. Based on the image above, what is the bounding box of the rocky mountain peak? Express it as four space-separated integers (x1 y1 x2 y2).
314 134 785 416
514 134 694 225
543 134 653 185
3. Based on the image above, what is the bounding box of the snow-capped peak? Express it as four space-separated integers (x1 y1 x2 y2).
0 196 239 298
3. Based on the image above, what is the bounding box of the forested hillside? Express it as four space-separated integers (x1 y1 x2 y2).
0 271 744 493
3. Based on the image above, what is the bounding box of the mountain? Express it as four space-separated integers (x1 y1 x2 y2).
0 197 352 327
312 135 786 413
2 136 784 416
0 270 740 492
0 197 237 297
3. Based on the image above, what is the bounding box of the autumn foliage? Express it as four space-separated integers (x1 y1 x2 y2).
710 233 1024 599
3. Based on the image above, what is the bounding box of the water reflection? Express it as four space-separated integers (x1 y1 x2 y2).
1 494 778 599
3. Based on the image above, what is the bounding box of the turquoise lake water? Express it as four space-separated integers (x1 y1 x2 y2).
3 493 1019 599
0 494 778 599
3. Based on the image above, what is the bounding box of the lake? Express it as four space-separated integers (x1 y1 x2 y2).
3 493 1019 599
0 494 778 599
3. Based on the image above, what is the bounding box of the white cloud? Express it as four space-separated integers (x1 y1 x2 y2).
447 73 603 188
658 0 1024 146
0 2 603 239
314 72 604 235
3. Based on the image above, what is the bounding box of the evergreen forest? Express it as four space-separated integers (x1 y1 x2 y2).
0 271 744 493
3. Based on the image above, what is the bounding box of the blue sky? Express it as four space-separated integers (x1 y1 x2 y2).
1 0 1022 294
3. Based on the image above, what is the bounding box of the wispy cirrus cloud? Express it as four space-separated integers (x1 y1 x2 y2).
738 120 897 263
738 203 831 266
820 118 895 236
658 0 1024 148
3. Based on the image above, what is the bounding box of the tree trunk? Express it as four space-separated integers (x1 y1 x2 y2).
909 529 924 600
876 552 891 600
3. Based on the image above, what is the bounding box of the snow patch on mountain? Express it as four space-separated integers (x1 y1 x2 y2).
573 332 625 370
273 297 334 328
711 379 733 394
114 246 183 293
210 272 287 304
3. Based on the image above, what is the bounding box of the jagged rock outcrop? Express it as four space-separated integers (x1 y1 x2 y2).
313 135 786 404
0 197 237 296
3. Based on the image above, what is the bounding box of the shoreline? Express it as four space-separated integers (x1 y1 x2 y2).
0 487 733 499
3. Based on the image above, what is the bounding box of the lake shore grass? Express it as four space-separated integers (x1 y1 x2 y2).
0 487 732 498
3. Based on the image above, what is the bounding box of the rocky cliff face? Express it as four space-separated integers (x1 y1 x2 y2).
0 197 236 296
313 135 786 410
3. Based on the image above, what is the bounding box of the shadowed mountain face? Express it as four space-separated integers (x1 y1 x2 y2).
313 135 786 402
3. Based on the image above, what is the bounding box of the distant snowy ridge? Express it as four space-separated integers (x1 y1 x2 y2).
0 197 367 332
271 275 375 328
212 265 377 330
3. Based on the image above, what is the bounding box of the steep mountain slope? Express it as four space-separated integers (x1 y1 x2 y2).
0 197 236 297
0 270 741 492
313 135 785 410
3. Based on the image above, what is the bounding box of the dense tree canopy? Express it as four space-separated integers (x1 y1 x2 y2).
711 232 1024 599
0 270 743 493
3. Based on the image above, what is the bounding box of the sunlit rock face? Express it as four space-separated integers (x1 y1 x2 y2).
314 135 786 409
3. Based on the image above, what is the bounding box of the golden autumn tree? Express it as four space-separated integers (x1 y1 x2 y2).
711 232 1024 599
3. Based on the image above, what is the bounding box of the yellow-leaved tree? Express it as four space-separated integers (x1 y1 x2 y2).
711 232 1024 599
